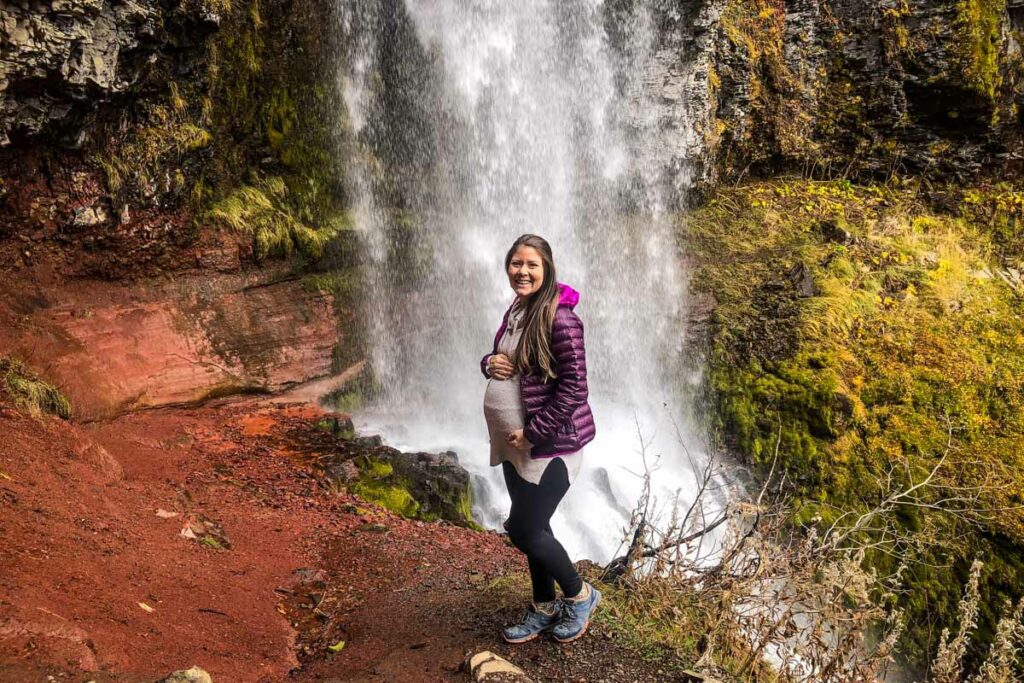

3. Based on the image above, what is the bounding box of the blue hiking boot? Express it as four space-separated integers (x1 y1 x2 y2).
552 582 601 643
502 603 561 644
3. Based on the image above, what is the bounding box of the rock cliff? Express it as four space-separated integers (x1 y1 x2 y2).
0 0 360 418
646 0 1023 192
0 0 220 146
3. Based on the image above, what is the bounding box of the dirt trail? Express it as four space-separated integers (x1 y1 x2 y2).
1 399 679 682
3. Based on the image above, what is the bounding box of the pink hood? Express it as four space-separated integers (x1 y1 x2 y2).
557 282 580 308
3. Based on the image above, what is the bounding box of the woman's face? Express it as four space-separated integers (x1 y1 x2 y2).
507 245 545 299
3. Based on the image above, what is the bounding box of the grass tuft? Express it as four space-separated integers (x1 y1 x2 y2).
0 358 72 419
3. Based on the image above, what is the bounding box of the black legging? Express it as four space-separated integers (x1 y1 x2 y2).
502 457 583 603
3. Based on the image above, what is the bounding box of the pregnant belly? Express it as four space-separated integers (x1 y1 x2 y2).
483 378 525 434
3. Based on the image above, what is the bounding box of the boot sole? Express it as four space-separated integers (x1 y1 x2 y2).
553 591 601 644
503 622 560 644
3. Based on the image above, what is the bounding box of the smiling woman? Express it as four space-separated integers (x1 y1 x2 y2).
479 233 600 645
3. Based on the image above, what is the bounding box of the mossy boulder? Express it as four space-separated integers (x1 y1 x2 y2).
325 445 476 528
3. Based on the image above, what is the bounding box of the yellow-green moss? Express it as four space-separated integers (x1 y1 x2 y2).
350 479 421 518
346 454 477 527
955 0 1008 100
207 176 343 260
349 456 420 517
691 177 1024 662
881 0 914 60
959 183 1024 255
0 358 72 419
303 270 363 303
90 0 353 264
93 100 213 203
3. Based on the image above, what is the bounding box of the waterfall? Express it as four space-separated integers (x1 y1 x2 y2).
336 0 721 564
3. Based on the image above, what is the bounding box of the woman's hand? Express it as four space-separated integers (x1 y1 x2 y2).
487 353 515 380
506 429 533 450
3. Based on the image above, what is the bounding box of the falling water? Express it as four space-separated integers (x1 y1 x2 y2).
336 0 721 564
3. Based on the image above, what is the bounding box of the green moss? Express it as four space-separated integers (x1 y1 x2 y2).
322 389 362 413
87 0 355 263
881 0 914 60
692 177 1024 664
92 99 214 206
954 0 1008 100
200 535 225 550
345 454 477 528
207 176 344 260
1 358 72 419
350 480 421 518
362 458 393 479
302 270 363 306
350 456 419 518
455 489 475 527
958 183 1024 256
320 363 380 408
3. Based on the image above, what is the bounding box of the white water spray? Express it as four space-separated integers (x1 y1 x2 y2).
337 0 722 564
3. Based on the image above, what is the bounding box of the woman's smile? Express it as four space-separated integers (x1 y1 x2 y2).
507 245 545 298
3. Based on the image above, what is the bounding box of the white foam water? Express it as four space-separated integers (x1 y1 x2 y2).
337 0 723 564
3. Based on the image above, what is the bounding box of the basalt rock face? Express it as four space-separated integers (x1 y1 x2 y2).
650 0 1024 191
0 0 220 146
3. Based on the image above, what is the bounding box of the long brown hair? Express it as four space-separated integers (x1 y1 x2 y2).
505 234 560 379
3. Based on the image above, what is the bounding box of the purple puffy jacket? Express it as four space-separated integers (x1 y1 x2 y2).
481 282 597 458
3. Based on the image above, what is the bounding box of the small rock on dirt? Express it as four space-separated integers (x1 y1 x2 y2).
160 666 213 683
465 650 534 682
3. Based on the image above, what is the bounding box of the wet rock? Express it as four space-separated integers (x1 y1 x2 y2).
354 435 384 448
654 0 1024 187
327 442 474 526
382 448 473 524
318 414 356 438
160 667 213 683
415 450 459 467
324 459 360 489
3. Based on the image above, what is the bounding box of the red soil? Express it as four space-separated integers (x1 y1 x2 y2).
0 399 680 682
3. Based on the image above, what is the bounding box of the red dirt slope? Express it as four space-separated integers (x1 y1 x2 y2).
1 400 680 682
